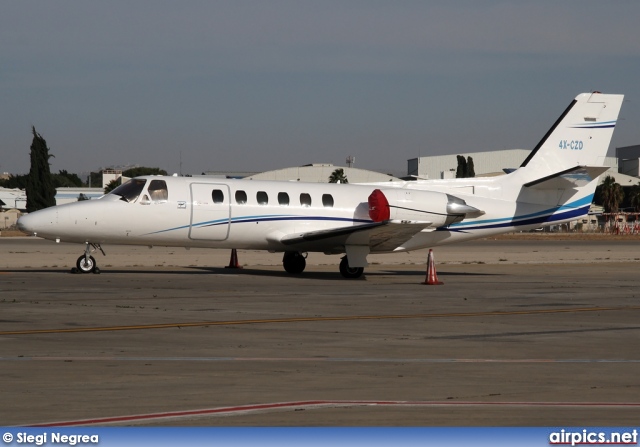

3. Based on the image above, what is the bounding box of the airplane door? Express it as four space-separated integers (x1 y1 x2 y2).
189 183 231 241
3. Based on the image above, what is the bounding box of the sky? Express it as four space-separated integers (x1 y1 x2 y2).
2 1 640 178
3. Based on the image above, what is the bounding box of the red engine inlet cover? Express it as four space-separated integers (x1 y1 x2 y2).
368 189 390 222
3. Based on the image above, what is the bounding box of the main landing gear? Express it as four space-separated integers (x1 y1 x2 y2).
339 256 364 279
73 243 105 274
282 251 365 279
282 251 306 274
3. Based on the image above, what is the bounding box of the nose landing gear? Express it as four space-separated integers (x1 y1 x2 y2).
72 243 105 274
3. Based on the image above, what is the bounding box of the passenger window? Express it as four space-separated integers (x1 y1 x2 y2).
278 192 290 206
212 189 224 204
235 190 247 204
257 191 268 205
322 194 334 207
300 193 311 207
148 180 168 203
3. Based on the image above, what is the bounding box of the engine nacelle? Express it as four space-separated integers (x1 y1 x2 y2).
368 188 482 227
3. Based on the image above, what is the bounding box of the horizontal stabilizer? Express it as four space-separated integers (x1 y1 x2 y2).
523 166 609 190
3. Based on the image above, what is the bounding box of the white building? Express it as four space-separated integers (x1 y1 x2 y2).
55 188 104 205
408 149 619 179
0 208 21 229
101 169 123 189
616 145 640 177
247 164 400 183
0 188 27 210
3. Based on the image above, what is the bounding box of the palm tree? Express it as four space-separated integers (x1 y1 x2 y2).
600 175 624 213
629 183 640 212
104 178 121 194
328 168 348 184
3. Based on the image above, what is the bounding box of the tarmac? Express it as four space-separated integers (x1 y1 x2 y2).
1 235 640 426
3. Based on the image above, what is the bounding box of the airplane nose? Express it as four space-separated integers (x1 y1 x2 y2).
17 208 57 236
17 213 34 234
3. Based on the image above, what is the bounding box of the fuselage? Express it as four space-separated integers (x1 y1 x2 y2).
14 92 624 277
17 174 591 254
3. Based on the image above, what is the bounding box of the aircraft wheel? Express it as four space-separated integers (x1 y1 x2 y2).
339 256 364 279
283 251 306 275
76 255 96 273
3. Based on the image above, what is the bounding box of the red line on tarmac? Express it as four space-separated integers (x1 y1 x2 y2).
28 400 640 427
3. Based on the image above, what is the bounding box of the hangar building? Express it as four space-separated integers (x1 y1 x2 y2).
247 164 400 183
408 149 619 179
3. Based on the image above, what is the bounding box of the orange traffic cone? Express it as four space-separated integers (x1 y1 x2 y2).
422 249 443 285
225 249 243 269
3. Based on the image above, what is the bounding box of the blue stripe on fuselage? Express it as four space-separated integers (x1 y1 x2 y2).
145 215 372 235
444 195 593 232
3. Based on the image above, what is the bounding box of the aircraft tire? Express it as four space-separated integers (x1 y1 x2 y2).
339 256 364 279
283 251 306 275
76 255 96 274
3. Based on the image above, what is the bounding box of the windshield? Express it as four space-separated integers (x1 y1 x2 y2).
109 179 147 203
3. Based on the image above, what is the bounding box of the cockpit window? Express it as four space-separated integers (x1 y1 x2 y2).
109 179 147 203
148 179 168 203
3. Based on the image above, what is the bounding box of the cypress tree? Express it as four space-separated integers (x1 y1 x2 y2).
455 155 467 178
26 126 56 212
466 156 475 178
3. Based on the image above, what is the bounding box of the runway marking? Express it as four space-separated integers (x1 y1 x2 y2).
3 305 640 336
3 356 640 363
28 400 640 427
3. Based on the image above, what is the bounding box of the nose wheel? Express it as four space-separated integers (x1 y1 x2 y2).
72 243 104 274
76 255 97 273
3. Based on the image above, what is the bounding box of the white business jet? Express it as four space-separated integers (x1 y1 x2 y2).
18 92 624 278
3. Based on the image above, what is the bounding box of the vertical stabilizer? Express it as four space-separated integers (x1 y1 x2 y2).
516 92 624 182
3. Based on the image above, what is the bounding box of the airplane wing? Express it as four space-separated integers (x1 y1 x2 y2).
279 220 432 252
362 220 434 251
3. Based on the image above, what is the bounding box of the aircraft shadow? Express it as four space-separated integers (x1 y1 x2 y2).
0 267 502 280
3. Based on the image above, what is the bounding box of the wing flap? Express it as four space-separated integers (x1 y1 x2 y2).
280 220 431 252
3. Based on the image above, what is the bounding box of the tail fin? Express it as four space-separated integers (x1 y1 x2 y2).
516 92 624 183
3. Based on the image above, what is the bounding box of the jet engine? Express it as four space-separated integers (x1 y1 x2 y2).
368 188 483 227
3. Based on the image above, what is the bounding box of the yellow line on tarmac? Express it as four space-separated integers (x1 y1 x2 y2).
2 306 640 336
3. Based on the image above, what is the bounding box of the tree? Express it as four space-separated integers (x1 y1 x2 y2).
455 155 467 178
628 183 640 212
0 174 28 189
328 168 348 184
466 156 475 178
87 171 102 188
52 170 83 188
26 126 56 212
600 175 624 214
104 178 121 194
